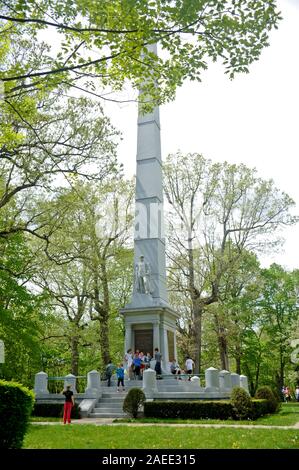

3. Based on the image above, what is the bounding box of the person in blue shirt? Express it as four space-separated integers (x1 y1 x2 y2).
116 363 125 391
133 353 142 379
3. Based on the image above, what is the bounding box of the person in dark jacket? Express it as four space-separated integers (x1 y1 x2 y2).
62 385 74 424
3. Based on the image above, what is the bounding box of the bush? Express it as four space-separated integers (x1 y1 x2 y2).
0 380 34 449
144 398 269 421
255 386 280 413
231 387 253 420
123 388 145 418
144 400 234 420
32 402 81 419
251 399 270 419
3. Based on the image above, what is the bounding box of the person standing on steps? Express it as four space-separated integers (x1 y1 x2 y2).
62 384 75 424
154 347 162 378
105 359 115 387
116 363 125 392
185 356 195 381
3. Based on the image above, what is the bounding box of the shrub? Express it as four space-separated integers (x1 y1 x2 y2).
32 402 81 419
0 380 34 449
231 387 253 420
144 400 234 420
144 398 269 421
251 399 270 419
123 388 145 418
255 386 280 413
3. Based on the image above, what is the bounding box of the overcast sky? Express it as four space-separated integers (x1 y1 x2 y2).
102 0 299 270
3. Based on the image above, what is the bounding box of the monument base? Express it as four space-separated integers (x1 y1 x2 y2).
120 301 180 372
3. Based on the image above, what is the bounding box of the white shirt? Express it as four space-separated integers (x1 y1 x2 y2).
185 358 194 371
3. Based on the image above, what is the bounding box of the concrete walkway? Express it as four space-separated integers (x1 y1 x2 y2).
32 418 299 429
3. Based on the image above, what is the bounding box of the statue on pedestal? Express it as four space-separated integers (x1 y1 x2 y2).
135 255 152 295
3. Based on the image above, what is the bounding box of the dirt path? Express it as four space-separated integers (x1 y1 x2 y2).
32 418 299 429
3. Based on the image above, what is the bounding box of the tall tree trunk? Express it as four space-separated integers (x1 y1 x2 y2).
193 300 202 374
214 315 229 371
93 261 110 366
235 343 242 375
70 334 79 377
188 237 203 373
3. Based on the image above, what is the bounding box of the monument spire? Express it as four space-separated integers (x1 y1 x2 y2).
121 43 179 368
130 43 168 308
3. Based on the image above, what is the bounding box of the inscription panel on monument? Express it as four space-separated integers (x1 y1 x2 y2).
134 329 153 355
167 330 175 361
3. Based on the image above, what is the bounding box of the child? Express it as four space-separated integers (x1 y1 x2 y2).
116 363 125 392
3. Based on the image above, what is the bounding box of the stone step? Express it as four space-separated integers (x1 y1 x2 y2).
99 398 124 404
94 407 123 413
91 412 126 418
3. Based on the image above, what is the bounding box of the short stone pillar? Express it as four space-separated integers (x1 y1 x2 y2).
85 370 101 398
34 371 49 396
240 375 249 393
142 368 158 398
205 367 219 392
219 370 232 392
231 372 240 388
64 373 77 393
190 375 201 387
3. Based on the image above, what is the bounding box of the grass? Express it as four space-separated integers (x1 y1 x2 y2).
23 424 299 449
30 417 61 422
115 403 299 427
23 403 299 449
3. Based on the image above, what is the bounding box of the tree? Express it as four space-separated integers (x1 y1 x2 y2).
258 264 299 391
1 1 281 109
31 178 134 372
0 232 45 386
164 152 297 373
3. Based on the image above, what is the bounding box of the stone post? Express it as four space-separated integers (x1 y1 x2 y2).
190 375 201 388
205 367 219 392
64 373 77 393
142 368 158 398
84 370 101 398
231 372 240 388
219 370 232 392
240 375 249 393
34 371 49 396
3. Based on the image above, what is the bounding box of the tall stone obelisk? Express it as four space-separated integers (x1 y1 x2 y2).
120 44 180 369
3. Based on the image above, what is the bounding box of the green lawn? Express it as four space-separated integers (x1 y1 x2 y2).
24 403 299 449
23 424 299 449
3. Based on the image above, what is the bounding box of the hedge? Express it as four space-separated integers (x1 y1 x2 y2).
144 400 234 420
0 380 34 449
144 399 269 420
32 402 81 419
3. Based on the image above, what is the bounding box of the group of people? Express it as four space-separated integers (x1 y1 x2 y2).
170 356 195 381
282 385 299 402
105 348 196 386
123 349 155 379
105 351 196 386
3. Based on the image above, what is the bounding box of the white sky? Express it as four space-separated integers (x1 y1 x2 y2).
102 0 299 271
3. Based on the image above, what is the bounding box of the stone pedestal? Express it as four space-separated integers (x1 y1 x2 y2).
120 305 179 372
34 371 49 396
142 368 158 398
205 367 219 392
240 375 249 393
231 373 240 388
219 370 232 392
190 375 201 388
85 370 101 398
64 373 77 393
